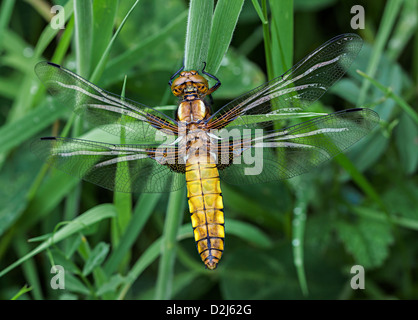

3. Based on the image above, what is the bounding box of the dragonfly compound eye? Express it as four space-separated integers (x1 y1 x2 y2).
172 84 185 96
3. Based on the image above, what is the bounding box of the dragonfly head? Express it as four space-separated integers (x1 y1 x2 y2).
170 70 209 98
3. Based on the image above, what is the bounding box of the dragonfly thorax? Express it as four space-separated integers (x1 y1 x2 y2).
177 99 209 122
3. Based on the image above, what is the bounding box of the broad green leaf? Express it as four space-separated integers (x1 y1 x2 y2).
331 78 361 105
383 181 418 221
344 129 388 174
337 217 394 269
82 242 110 276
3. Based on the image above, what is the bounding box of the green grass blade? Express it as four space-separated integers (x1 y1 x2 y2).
74 0 93 77
357 0 404 106
70 0 94 232
226 219 273 248
184 0 214 70
14 236 43 299
112 76 132 255
207 0 244 73
414 21 418 84
0 0 15 52
289 177 309 296
269 0 293 76
33 0 74 59
50 17 74 64
260 0 273 79
335 152 388 213
10 285 32 301
387 0 418 61
63 183 81 243
102 10 187 84
354 206 418 231
358 70 418 125
251 0 268 24
91 0 118 68
0 100 67 154
154 187 186 300
89 0 141 83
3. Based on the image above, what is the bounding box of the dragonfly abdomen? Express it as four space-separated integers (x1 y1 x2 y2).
186 159 225 270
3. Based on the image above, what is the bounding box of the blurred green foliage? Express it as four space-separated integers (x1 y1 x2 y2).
0 0 417 300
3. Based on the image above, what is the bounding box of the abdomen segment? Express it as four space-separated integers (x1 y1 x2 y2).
185 161 225 270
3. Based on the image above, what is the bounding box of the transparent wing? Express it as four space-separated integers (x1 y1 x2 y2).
216 108 379 185
31 137 185 193
206 34 363 130
35 61 178 141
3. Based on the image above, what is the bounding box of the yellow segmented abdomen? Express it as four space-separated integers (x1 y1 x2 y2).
185 161 225 270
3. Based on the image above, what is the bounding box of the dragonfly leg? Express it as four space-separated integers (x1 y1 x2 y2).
201 62 221 95
168 61 185 86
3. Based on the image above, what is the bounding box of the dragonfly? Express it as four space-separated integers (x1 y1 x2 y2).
32 33 379 270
